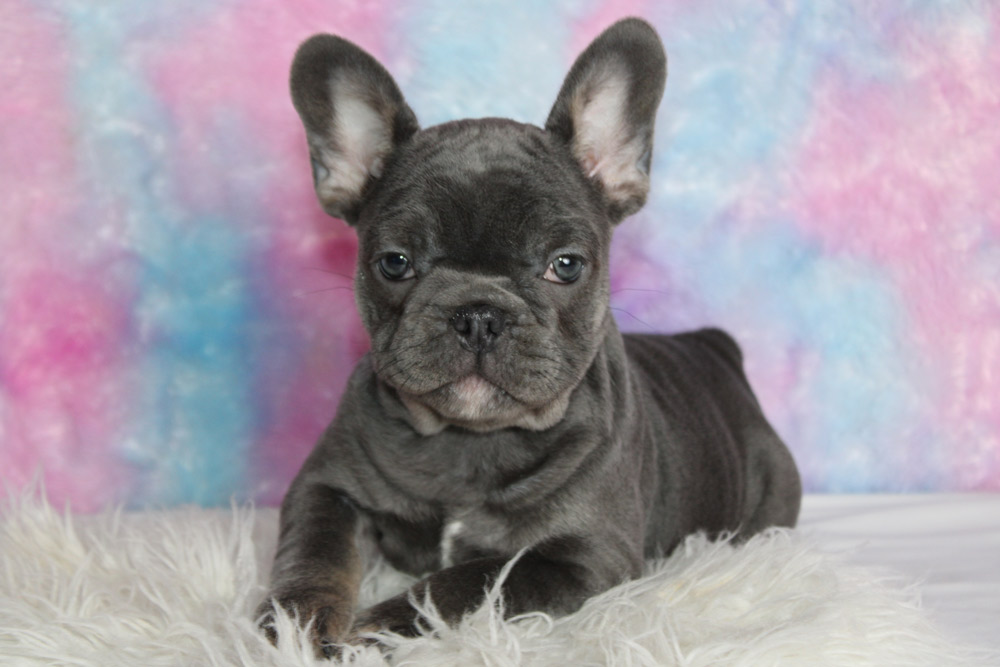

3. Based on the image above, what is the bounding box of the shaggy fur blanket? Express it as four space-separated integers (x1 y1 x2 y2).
0 492 987 666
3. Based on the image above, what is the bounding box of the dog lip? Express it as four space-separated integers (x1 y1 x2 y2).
405 372 512 401
450 374 503 403
394 371 573 433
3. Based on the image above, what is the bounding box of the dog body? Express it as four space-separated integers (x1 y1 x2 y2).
262 18 801 651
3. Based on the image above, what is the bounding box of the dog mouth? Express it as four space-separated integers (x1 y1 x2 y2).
426 373 517 421
393 371 571 435
448 374 505 407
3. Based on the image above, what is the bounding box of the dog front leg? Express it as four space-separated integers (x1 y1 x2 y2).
257 483 362 653
352 536 624 639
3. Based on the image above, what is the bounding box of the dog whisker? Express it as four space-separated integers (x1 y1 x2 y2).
298 287 356 297
611 287 671 297
305 266 355 282
610 307 655 331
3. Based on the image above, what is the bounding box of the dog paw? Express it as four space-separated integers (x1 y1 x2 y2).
256 590 356 657
350 593 427 640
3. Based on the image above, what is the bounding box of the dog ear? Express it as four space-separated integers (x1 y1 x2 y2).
290 35 419 224
545 18 666 222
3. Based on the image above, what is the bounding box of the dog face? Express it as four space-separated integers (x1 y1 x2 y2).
290 20 666 434
352 119 614 435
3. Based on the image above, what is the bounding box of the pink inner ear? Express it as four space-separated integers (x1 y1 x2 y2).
570 68 639 182
582 152 603 178
369 155 385 179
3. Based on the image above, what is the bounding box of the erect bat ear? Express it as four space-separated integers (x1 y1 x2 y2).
290 35 419 224
545 18 667 223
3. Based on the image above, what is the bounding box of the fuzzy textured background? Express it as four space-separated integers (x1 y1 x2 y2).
1 0 998 510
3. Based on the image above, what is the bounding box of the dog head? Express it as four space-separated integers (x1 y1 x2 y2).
290 18 666 435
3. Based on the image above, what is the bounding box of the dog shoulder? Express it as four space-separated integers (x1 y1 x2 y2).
623 327 743 369
682 327 744 368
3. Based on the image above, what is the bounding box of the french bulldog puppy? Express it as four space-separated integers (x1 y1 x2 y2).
259 17 801 655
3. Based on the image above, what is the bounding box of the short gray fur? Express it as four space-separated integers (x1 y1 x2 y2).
259 17 802 655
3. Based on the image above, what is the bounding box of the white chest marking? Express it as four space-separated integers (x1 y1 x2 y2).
439 520 465 568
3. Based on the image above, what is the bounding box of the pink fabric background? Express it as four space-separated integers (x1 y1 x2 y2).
1 1 997 510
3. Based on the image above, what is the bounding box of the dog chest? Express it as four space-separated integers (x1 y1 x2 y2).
439 519 465 568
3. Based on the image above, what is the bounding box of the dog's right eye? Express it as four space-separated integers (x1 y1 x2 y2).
544 255 584 284
377 253 415 280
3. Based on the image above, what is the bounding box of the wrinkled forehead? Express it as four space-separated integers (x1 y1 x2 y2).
405 119 566 179
361 119 606 250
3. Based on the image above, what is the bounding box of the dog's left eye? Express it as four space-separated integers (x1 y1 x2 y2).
544 255 584 283
377 253 415 280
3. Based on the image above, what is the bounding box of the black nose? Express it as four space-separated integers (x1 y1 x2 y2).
451 304 507 353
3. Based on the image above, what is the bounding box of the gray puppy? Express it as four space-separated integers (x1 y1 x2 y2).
260 17 801 654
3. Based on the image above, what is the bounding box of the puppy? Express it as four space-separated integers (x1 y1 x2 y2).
259 17 802 654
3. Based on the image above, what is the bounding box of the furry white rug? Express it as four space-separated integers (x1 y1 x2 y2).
0 491 985 667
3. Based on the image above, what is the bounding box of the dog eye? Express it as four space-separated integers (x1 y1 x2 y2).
544 255 584 283
377 253 415 280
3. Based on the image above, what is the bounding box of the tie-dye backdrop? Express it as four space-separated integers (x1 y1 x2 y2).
2 1 998 511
